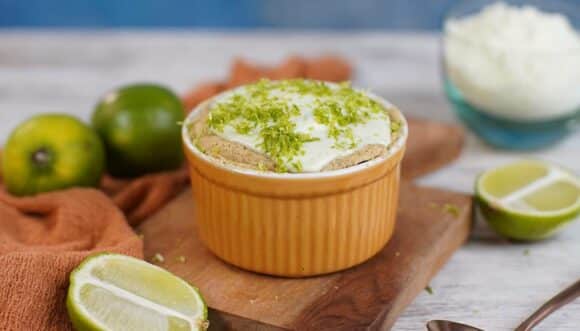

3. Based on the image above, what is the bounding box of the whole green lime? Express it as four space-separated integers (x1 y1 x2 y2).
2 113 105 196
92 84 184 178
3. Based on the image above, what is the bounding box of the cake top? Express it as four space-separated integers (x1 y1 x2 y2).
202 79 399 173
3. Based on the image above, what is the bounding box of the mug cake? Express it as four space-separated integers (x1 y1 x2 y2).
183 79 407 276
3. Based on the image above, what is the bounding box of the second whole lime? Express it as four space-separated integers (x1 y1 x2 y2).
92 84 184 178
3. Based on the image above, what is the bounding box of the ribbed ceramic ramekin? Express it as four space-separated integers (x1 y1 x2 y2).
182 90 407 277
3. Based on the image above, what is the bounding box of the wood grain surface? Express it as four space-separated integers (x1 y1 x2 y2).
403 118 464 180
138 118 469 330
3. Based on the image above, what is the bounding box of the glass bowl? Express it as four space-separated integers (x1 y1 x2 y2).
442 0 580 149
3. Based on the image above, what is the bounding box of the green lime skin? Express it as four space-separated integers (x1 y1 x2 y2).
477 197 579 241
475 174 580 241
1 113 105 196
92 84 184 178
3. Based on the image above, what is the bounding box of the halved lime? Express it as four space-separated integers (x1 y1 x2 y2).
67 253 208 331
476 160 580 241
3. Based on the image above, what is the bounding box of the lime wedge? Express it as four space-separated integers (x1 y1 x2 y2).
67 253 208 331
476 160 580 241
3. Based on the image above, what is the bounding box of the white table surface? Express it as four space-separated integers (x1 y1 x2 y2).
0 31 578 331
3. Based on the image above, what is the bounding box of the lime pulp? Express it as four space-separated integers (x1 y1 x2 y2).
476 160 580 240
66 253 208 331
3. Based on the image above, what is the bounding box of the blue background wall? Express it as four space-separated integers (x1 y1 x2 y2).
0 0 465 30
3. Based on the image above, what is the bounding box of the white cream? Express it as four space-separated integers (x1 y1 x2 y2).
210 84 391 172
444 3 580 120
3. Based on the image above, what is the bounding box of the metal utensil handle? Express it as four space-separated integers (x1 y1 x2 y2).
515 279 580 331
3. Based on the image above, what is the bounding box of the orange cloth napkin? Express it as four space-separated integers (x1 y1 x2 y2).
0 189 143 331
101 170 189 226
183 55 352 112
0 55 351 331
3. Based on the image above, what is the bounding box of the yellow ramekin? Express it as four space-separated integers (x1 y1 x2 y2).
182 90 407 277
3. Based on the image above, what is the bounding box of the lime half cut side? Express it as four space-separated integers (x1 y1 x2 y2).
67 253 208 331
476 160 580 240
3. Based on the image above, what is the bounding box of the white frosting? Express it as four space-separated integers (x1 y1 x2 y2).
444 3 580 120
210 85 391 172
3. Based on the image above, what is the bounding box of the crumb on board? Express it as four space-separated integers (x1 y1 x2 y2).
425 285 434 295
395 251 401 257
523 249 530 256
151 253 165 264
428 202 461 218
442 203 460 218
177 255 186 263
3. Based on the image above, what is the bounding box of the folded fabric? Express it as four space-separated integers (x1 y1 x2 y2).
0 54 351 331
0 189 143 331
102 169 189 226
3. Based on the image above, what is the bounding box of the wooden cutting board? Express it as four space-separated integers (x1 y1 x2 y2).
138 117 471 330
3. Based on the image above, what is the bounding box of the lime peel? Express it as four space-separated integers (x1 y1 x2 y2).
476 160 580 241
67 253 208 331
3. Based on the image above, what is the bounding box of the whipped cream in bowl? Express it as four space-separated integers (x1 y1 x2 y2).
442 0 580 149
